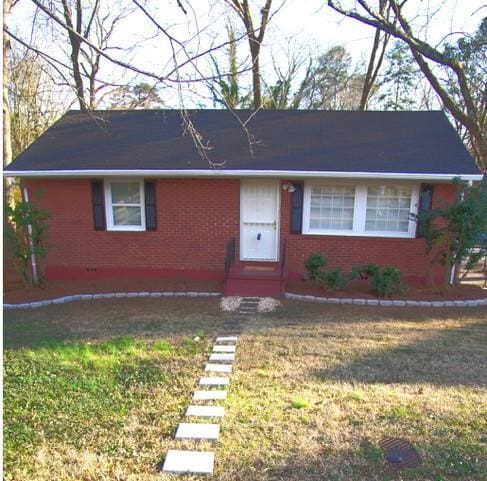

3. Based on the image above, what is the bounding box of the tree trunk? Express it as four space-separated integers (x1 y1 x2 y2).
3 0 13 167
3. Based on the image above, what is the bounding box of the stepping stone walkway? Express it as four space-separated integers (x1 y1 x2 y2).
237 297 259 316
205 363 232 373
213 345 236 353
175 423 220 441
162 334 239 476
193 389 228 401
163 450 214 475
209 353 235 362
186 405 225 418
199 376 230 386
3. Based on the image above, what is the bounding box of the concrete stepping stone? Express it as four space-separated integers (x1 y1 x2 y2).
193 389 227 400
199 376 230 386
209 353 235 362
213 345 236 353
162 449 214 475
175 422 220 441
215 336 238 343
186 405 225 418
205 363 232 373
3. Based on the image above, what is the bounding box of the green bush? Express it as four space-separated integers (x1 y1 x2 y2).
318 268 348 291
371 266 404 297
349 263 380 280
304 252 327 280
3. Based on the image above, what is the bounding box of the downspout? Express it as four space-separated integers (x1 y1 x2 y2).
449 180 472 285
23 186 38 286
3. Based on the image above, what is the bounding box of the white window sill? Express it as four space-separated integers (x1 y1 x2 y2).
106 226 146 232
302 230 415 239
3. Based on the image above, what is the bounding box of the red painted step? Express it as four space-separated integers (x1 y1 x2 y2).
224 261 287 297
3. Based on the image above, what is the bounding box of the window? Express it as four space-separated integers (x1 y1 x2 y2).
309 185 355 231
303 182 419 237
365 185 412 233
105 180 145 231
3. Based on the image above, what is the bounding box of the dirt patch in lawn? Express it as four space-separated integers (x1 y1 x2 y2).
4 278 222 304
287 278 487 300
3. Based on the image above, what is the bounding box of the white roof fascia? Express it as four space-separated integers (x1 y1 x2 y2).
3 169 483 181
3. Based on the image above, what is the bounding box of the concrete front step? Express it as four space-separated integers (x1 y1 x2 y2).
199 376 230 386
186 405 225 418
162 449 214 475
175 422 220 441
212 345 236 353
193 390 228 400
209 353 235 362
225 278 284 297
205 363 232 373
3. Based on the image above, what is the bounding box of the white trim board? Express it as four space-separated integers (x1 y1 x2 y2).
3 169 483 181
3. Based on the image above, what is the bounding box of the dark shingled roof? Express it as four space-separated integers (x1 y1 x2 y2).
5 109 480 175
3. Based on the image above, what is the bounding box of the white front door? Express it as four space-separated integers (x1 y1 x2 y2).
240 180 280 261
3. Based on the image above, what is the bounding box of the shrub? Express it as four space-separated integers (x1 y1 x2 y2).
349 263 380 280
304 252 327 280
371 266 404 297
318 268 348 291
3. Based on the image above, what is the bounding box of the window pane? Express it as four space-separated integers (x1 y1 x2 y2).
113 206 142 225
365 184 411 232
309 185 355 231
111 182 141 204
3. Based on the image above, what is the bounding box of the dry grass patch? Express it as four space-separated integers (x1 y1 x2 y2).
216 304 487 480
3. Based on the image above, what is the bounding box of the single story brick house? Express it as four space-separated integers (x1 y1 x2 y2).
4 109 482 296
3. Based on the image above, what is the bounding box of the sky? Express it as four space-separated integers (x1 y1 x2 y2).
8 0 487 108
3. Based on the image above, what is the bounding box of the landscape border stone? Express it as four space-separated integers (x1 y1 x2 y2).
3 291 486 310
283 292 486 308
3 291 223 310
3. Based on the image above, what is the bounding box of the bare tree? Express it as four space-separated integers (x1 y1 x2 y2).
359 0 390 109
3 0 18 167
224 0 274 109
327 0 487 170
8 47 69 157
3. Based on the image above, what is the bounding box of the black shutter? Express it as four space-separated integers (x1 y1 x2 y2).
91 180 106 230
290 182 304 234
145 180 157 231
416 184 434 238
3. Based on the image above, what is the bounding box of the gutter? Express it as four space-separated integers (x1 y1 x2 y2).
22 186 39 286
3 169 484 181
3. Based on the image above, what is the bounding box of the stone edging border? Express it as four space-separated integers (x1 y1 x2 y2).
285 292 487 308
4 290 487 310
3 291 221 310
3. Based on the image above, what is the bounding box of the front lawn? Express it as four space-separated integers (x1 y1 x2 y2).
4 298 487 480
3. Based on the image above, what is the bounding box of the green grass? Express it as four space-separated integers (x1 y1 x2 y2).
291 397 309 409
3 318 211 480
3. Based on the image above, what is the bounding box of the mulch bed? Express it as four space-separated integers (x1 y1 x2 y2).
287 278 487 301
3 278 223 304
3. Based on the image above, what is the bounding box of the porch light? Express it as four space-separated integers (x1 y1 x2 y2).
282 183 296 193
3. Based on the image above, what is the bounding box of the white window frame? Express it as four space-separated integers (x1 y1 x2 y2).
104 179 146 231
302 181 420 238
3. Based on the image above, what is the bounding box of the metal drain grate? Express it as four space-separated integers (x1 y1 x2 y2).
379 438 422 470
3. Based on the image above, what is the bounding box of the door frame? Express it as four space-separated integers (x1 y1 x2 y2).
239 179 281 262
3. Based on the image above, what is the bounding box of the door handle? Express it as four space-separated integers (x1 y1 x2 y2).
257 233 261 240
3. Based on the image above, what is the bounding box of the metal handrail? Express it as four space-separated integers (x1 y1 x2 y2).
279 238 287 282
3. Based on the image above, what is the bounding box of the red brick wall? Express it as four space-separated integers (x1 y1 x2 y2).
25 178 240 281
279 181 456 285
24 178 455 284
